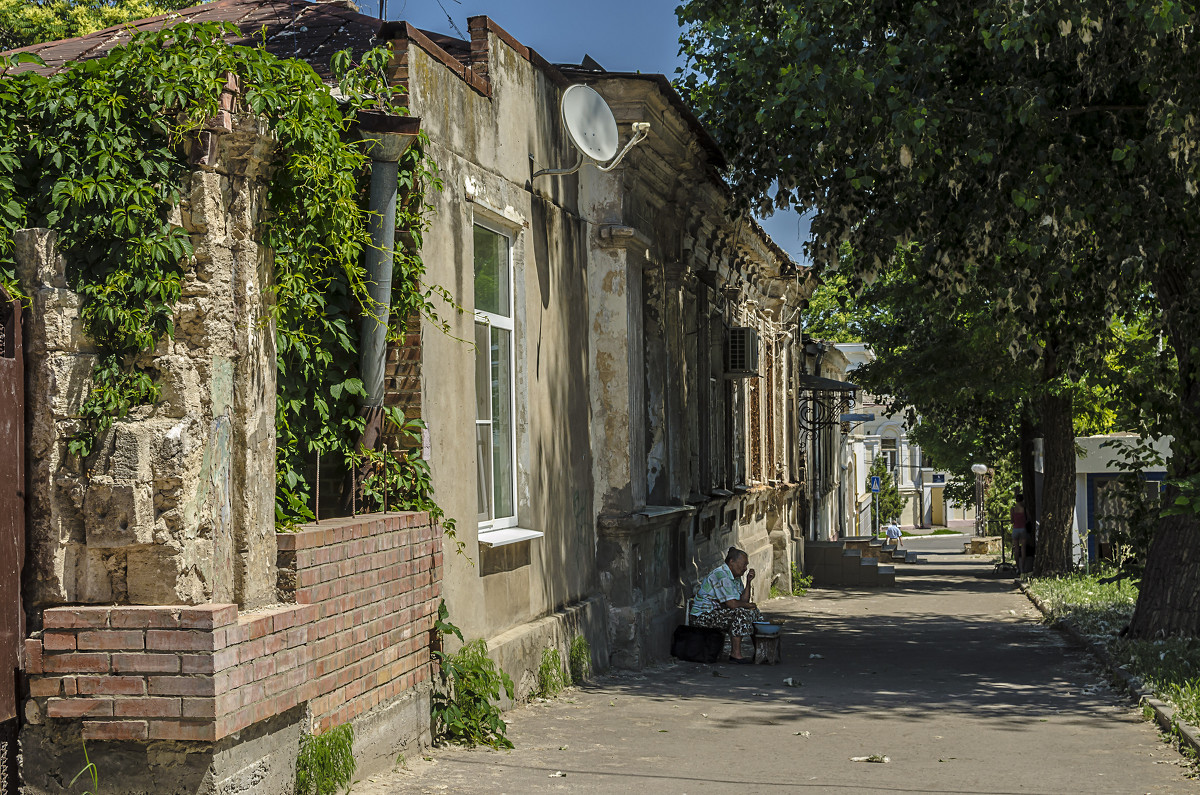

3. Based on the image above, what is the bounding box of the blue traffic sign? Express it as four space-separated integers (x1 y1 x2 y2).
870 476 881 493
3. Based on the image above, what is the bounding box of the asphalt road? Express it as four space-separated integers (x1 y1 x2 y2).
354 535 1198 794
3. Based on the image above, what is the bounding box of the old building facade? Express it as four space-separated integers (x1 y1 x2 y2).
4 2 819 791
395 17 816 673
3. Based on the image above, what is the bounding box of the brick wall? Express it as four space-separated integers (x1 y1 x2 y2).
278 512 441 731
24 512 439 741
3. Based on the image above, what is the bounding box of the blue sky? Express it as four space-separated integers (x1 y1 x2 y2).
359 0 812 264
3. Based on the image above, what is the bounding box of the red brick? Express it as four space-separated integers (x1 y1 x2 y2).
82 720 148 741
63 677 78 696
146 630 217 652
246 615 274 641
178 604 238 629
43 608 111 629
285 627 308 649
78 630 144 651
181 697 217 719
42 653 109 674
263 633 285 656
148 719 217 742
112 652 180 674
46 698 113 718
149 676 216 697
113 696 180 718
24 639 43 674
181 651 229 675
76 676 147 696
43 632 76 651
237 639 265 665
28 677 63 698
108 607 181 629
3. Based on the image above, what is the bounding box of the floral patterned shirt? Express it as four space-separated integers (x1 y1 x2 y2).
691 563 744 616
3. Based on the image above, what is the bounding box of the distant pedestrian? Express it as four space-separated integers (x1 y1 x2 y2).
1011 492 1030 574
885 518 902 548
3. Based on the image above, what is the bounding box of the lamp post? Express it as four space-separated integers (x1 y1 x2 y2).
971 463 988 537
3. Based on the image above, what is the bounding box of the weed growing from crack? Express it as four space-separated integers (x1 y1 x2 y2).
295 723 356 795
537 647 567 698
568 636 591 685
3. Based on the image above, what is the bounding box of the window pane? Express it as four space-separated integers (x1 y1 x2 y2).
475 322 490 421
476 423 493 520
474 225 510 317
491 327 514 520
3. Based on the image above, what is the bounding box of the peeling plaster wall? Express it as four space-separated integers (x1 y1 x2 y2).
579 78 811 667
403 33 606 676
402 25 813 673
18 118 278 615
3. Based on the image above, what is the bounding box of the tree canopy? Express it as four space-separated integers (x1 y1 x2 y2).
677 0 1200 635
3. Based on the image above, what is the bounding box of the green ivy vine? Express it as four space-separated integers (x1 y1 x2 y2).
0 22 455 534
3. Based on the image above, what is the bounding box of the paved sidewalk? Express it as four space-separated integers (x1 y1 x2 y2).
354 538 1198 794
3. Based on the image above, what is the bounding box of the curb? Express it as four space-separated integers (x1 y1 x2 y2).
1019 581 1200 760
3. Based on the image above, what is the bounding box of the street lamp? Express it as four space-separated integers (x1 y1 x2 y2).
971 463 988 537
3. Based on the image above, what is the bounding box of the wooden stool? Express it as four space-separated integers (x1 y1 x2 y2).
752 633 781 665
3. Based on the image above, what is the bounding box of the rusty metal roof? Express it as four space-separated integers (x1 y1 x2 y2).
1 0 388 79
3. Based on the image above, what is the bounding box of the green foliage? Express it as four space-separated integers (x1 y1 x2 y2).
295 724 356 795
802 267 865 343
1028 572 1200 727
771 562 813 597
431 602 515 749
536 647 566 698
567 635 591 685
68 739 98 794
791 562 813 596
0 24 455 533
0 0 199 50
866 457 906 531
677 0 1200 628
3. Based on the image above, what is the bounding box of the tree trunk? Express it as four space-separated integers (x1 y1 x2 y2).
1033 391 1075 575
1127 258 1200 638
1019 405 1039 531
1127 514 1200 638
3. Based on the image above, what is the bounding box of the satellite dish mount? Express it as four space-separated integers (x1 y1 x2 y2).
532 84 650 179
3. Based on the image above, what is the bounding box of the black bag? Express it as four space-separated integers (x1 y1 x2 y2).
671 624 724 663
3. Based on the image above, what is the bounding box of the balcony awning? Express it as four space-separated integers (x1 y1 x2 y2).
795 373 859 393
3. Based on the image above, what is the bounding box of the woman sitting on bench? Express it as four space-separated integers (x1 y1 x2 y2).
690 547 765 664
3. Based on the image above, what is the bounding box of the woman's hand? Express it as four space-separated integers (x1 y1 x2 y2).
746 568 756 583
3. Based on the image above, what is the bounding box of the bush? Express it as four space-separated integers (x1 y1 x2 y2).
791 562 813 595
295 724 356 795
568 636 591 684
431 601 515 749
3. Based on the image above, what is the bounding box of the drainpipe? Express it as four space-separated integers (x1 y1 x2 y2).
355 111 421 446
809 342 825 542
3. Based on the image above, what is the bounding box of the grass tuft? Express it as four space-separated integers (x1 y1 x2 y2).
1027 571 1200 727
537 647 567 698
568 636 591 685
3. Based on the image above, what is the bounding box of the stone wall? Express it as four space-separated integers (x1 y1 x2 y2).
17 115 278 612
21 512 439 792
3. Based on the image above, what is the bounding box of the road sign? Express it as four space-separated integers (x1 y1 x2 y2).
840 413 875 423
870 475 881 493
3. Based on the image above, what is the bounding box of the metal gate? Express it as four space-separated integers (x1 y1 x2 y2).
0 286 24 795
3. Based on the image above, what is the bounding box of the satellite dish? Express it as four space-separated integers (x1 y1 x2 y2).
561 84 619 162
531 84 649 179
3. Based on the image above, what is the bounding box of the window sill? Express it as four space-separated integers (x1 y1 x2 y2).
478 527 544 547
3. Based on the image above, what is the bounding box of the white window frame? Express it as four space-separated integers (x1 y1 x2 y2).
473 221 519 533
